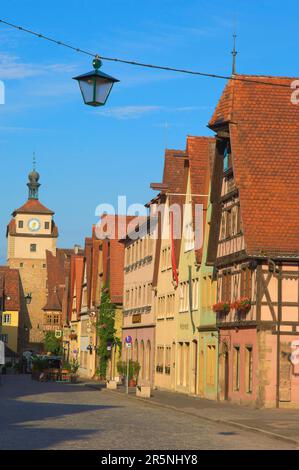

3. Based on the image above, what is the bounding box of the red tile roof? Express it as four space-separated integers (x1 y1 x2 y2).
0 266 21 311
96 215 135 304
12 199 54 216
187 136 215 263
43 249 72 311
209 74 299 257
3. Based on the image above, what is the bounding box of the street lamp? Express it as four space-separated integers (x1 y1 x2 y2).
73 56 119 107
25 293 32 305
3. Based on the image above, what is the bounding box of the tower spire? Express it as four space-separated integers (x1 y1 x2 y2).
27 155 40 200
231 33 237 76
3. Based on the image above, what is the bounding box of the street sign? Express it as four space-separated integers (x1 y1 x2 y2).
55 330 62 338
126 343 132 349
0 341 5 365
125 335 132 344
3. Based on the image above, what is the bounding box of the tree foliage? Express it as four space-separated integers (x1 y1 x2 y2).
44 331 62 355
96 287 121 378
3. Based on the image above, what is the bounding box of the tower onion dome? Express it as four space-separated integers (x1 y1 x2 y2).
28 170 40 183
27 167 40 200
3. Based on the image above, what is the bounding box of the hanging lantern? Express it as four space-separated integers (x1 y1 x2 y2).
73 56 119 107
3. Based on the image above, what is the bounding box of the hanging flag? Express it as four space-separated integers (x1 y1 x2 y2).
170 211 179 286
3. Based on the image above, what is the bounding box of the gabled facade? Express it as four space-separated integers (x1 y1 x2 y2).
207 75 299 407
43 249 71 336
0 267 21 358
151 149 188 390
174 136 217 398
96 214 134 380
121 216 157 386
77 235 102 378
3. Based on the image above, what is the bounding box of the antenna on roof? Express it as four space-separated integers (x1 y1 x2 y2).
33 152 36 171
231 33 237 76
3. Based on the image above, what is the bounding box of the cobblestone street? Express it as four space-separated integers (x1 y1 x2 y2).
0 376 296 450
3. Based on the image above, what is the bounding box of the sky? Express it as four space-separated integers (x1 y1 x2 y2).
0 0 297 262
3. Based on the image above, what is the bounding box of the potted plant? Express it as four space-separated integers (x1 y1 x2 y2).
69 359 80 383
116 360 141 387
31 356 49 380
213 301 231 315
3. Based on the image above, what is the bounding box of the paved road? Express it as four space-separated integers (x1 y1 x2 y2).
0 375 295 450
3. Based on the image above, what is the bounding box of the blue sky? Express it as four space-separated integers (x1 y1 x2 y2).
0 0 297 262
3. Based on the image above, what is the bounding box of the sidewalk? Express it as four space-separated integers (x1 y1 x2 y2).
85 382 299 446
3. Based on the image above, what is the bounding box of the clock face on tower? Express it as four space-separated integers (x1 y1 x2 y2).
28 218 41 232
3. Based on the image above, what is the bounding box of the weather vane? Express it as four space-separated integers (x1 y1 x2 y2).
231 33 237 76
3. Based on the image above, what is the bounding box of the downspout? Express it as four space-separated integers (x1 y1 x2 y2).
276 265 282 408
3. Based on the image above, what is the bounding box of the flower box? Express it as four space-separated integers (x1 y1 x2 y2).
231 298 251 314
213 301 231 315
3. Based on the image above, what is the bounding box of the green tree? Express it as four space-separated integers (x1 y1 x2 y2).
96 287 121 378
44 331 62 355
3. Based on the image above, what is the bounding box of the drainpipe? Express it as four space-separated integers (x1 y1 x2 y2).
276 265 282 408
216 327 221 402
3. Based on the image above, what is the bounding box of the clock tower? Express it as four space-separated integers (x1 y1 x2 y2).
6 167 58 351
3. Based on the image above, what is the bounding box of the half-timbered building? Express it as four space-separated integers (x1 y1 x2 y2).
207 75 299 407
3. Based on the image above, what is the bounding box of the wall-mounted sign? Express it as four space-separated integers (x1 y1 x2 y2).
132 314 141 324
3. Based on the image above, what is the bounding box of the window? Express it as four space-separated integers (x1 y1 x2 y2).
20 262 23 268
245 346 253 393
192 279 199 310
233 346 240 391
221 213 226 240
3 314 11 324
206 345 216 386
236 205 241 234
223 144 231 172
156 346 164 373
0 334 8 343
30 244 37 252
45 221 50 229
221 272 231 302
18 220 24 228
225 210 232 238
166 293 175 318
240 267 252 298
184 222 194 252
179 282 189 312
165 346 171 374
147 283 152 305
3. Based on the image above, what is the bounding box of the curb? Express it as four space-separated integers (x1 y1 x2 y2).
85 384 299 447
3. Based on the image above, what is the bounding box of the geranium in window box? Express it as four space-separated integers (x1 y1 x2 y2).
212 301 231 315
231 298 251 314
